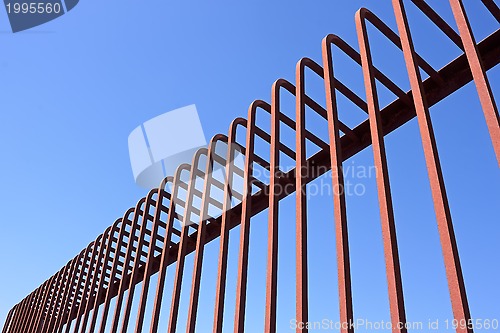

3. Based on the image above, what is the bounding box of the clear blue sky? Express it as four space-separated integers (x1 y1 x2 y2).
0 1 498 332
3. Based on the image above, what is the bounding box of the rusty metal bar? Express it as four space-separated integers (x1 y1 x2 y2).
85 222 121 333
10 298 26 333
65 242 95 333
49 259 78 333
16 300 30 333
295 59 309 333
72 232 106 333
233 102 262 333
148 168 186 333
133 177 173 333
14 293 31 333
16 289 34 333
2 308 14 333
27 285 45 333
212 119 242 333
119 191 158 333
356 9 408 331
78 226 113 333
449 0 500 165
186 136 227 333
45 265 68 332
35 276 57 333
54 251 83 332
96 210 134 333
391 0 473 332
321 38 356 333
263 80 283 333
8 305 19 333
21 286 41 333
25 290 41 333
17 292 34 333
42 268 65 332
109 199 146 333
168 150 207 333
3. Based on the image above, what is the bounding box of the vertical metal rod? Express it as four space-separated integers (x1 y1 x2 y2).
134 177 173 333
41 269 65 333
148 169 186 333
46 267 69 332
10 302 24 333
149 174 185 333
24 288 39 333
295 60 309 333
19 293 36 333
29 277 48 331
264 81 282 333
168 151 206 333
356 10 408 332
233 103 259 333
53 261 80 332
34 282 53 333
31 286 49 333
8 304 18 333
87 222 121 333
49 260 77 333
72 234 104 333
79 227 113 333
28 283 47 333
2 308 14 333
120 191 157 333
322 35 355 333
16 292 34 333
10 299 26 333
55 252 85 333
186 137 224 333
16 302 28 333
391 1 472 332
43 274 62 333
35 276 57 333
449 0 500 165
109 199 146 333
19 289 38 333
24 292 38 332
24 293 38 332
167 183 192 333
54 260 78 333
213 120 240 333
73 239 103 333
97 210 135 333
21 285 43 332
65 243 94 333
7 302 18 333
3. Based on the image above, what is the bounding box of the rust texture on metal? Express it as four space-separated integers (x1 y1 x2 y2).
3 1 499 332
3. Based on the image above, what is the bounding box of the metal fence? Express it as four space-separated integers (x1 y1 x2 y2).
2 0 499 332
